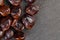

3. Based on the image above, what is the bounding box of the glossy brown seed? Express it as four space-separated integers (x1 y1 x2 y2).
0 0 4 6
9 0 22 6
3 30 14 40
0 16 12 31
22 15 35 30
0 28 4 38
26 0 35 4
11 6 21 19
3 37 10 40
26 5 39 16
12 19 24 31
0 14 2 18
0 5 10 16
0 31 4 37
5 30 14 38
14 31 24 40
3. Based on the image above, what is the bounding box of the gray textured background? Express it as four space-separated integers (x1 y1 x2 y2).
25 0 60 40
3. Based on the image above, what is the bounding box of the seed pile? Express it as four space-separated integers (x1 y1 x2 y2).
0 0 39 40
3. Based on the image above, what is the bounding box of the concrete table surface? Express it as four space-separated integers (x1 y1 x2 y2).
25 0 60 40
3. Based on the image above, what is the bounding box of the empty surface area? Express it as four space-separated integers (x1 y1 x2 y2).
25 0 60 40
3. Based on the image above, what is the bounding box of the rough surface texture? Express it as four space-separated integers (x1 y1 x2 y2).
25 0 60 40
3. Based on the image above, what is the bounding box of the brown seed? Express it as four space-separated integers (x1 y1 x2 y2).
26 5 39 16
0 5 10 16
22 15 35 30
12 19 24 31
11 6 21 19
14 31 24 40
0 31 4 37
0 28 4 38
0 14 2 18
0 16 12 31
3 30 14 40
0 0 4 6
26 0 36 4
9 0 22 6
5 30 14 38
3 37 10 40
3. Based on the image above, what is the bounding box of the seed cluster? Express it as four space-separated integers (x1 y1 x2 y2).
0 0 39 40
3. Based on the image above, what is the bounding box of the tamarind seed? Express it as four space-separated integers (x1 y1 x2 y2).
26 5 39 16
0 5 10 16
5 30 14 38
22 15 35 30
12 19 24 31
0 28 4 38
14 31 24 40
0 16 12 31
26 0 36 4
9 0 22 6
11 6 21 19
0 0 4 6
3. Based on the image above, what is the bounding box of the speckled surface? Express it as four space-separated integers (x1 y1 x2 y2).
25 0 60 40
